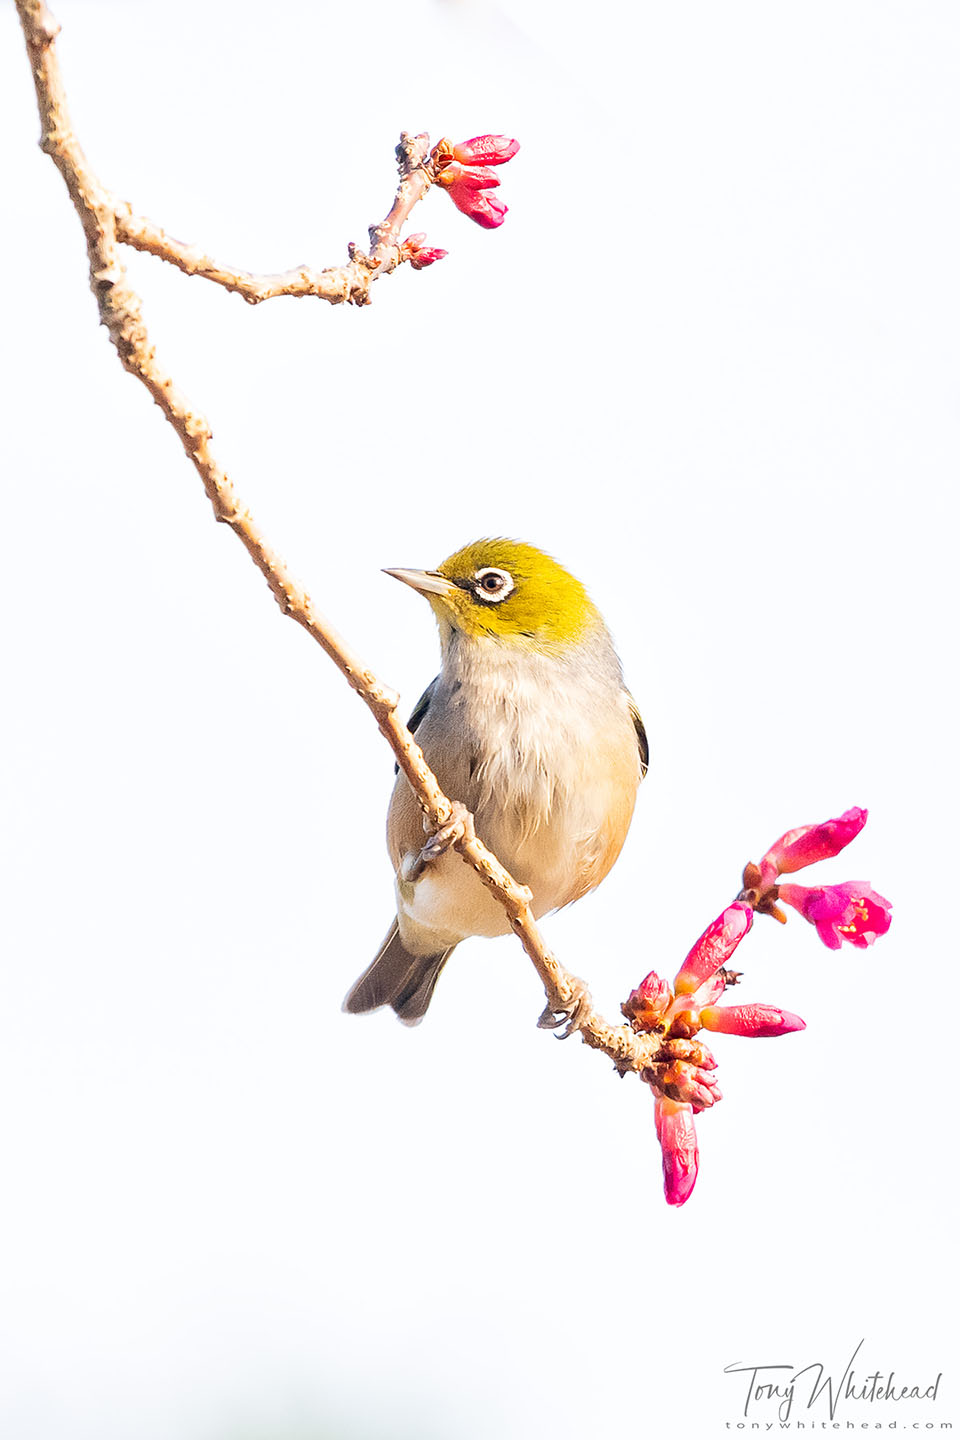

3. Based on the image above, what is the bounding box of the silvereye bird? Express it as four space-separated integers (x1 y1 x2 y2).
344 539 648 1024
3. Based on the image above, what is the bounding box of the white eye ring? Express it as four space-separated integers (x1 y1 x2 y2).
473 567 514 603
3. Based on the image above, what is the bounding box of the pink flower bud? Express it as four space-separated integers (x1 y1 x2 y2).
653 1097 699 1207
624 971 671 1013
408 245 448 270
690 969 727 1007
446 183 508 228
699 1004 806 1038
647 1060 722 1111
452 134 520 167
778 881 892 950
659 1037 718 1070
760 807 868 877
437 162 501 191
665 998 700 1039
674 902 753 995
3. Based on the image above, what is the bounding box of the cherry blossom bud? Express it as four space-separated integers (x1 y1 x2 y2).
700 1004 806 1038
646 1060 722 1111
653 1097 699 1207
446 183 508 228
408 246 448 270
402 234 448 270
437 162 501 191
659 1037 718 1069
778 881 892 950
674 902 753 995
760 807 868 877
623 971 671 1029
664 995 701 1039
452 134 520 166
690 969 727 1007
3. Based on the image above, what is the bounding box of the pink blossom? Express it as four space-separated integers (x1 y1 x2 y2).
653 1097 699 1207
452 134 520 166
446 184 508 228
778 881 893 950
759 807 868 886
700 1004 806 1038
673 902 753 995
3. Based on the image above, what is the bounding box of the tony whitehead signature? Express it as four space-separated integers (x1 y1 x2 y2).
725 1339 943 1421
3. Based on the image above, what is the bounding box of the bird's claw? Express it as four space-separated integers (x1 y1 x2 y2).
537 976 592 1039
420 800 472 863
401 802 473 883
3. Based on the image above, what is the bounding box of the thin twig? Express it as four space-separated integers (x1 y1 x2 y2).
113 130 434 308
14 0 663 1078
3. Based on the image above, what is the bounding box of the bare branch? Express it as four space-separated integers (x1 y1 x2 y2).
14 0 663 1078
112 131 436 307
112 206 367 306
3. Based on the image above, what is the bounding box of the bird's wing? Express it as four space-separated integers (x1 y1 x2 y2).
394 675 439 773
626 693 649 779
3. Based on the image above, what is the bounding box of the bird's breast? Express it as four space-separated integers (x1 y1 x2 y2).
388 636 642 947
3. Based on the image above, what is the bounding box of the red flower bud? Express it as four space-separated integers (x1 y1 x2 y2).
623 970 672 1028
690 970 727 1007
402 233 449 270
446 183 508 228
437 162 501 191
699 1004 806 1038
452 134 520 167
646 1060 722 1111
653 1097 699 1207
674 902 753 995
760 807 868 878
408 245 448 270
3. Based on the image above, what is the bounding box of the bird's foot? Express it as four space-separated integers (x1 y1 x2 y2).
401 801 473 884
537 975 592 1039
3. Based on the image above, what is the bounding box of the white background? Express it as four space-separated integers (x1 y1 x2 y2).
2 2 957 1437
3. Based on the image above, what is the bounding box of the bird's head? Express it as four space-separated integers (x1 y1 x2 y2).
384 538 601 650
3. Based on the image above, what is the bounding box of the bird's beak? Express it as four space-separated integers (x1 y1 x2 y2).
383 568 458 599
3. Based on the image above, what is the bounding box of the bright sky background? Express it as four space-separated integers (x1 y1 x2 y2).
2 1 958 1437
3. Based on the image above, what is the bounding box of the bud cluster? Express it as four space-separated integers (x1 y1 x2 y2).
433 134 519 228
626 807 892 1206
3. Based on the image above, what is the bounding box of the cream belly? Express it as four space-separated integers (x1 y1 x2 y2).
389 638 642 954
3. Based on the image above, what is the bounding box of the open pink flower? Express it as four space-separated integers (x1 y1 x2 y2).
758 807 868 887
654 1097 699 1207
436 134 519 229
778 881 892 950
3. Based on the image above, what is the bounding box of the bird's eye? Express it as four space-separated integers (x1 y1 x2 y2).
473 567 514 603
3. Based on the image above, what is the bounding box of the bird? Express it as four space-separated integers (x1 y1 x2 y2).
343 538 648 1025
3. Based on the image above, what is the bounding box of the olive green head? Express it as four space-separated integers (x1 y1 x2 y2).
384 539 601 648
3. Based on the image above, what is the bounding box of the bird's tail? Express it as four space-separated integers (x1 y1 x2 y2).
342 922 456 1026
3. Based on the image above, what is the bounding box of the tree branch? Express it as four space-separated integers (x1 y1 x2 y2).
112 130 436 308
14 0 663 1077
